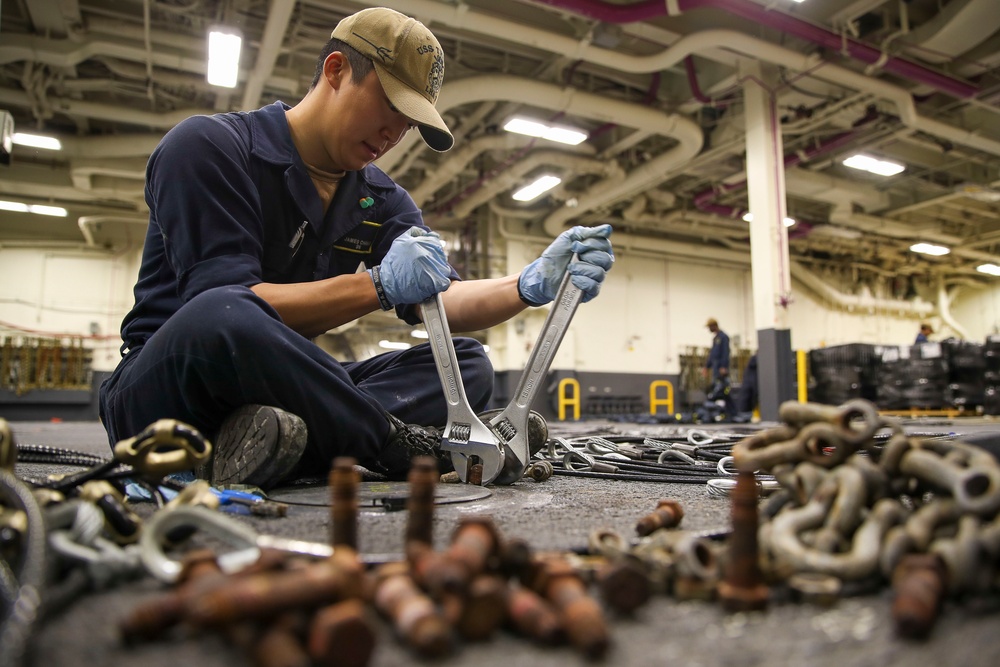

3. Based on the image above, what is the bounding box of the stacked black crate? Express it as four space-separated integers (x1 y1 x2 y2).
877 343 949 410
808 343 879 405
944 339 985 410
984 336 1000 415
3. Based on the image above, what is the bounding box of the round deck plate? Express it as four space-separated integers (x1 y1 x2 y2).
267 481 492 508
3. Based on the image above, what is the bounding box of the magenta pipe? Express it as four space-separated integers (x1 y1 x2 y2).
528 0 978 99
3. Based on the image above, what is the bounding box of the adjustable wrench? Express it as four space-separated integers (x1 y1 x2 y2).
419 264 583 485
488 270 582 484
420 293 505 484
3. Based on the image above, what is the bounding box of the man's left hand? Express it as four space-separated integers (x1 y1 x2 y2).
518 224 615 305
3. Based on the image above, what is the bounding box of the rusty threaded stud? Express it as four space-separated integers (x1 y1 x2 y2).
308 599 377 667
330 457 359 549
596 557 651 614
406 456 437 550
506 586 563 644
184 548 366 626
892 553 948 639
373 562 453 658
536 557 610 659
717 469 769 613
635 499 685 537
467 461 484 486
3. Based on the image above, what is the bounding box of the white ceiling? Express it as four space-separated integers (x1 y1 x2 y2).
2 0 999 293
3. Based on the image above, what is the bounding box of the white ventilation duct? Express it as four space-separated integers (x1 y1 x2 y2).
791 261 934 316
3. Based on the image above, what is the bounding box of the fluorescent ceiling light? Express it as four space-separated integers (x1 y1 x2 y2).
843 154 905 177
0 199 67 217
12 133 61 150
503 117 587 146
742 212 796 227
909 242 950 256
411 329 429 339
977 263 1000 276
378 340 411 350
207 28 242 88
513 174 561 202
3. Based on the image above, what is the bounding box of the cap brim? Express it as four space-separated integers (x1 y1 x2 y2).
374 63 454 152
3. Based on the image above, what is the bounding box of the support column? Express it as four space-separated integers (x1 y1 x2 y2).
741 61 795 420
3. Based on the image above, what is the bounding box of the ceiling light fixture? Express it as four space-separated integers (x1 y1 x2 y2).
909 242 950 256
411 329 429 339
513 174 561 202
207 28 242 88
503 117 587 146
12 133 61 150
378 340 411 350
0 199 67 217
742 212 796 227
977 263 1000 276
842 154 905 177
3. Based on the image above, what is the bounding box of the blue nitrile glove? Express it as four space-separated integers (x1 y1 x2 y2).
518 224 614 305
372 228 452 307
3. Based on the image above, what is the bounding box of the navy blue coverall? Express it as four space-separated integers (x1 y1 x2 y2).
99 102 492 476
705 329 731 382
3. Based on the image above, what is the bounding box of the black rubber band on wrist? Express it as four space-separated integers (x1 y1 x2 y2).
370 266 393 311
517 277 544 307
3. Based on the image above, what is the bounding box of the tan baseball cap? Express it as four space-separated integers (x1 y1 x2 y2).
332 7 454 152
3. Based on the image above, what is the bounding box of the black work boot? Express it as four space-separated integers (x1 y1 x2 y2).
201 405 307 490
378 412 449 478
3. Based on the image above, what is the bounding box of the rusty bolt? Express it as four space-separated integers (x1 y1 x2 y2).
308 599 377 667
253 612 310 667
373 562 453 658
498 537 534 580
455 574 509 641
406 456 437 549
635 499 684 537
596 557 651 614
506 585 563 644
330 457 359 550
416 517 501 597
524 460 554 482
536 557 610 659
119 549 225 643
717 470 769 613
892 553 948 639
184 548 366 626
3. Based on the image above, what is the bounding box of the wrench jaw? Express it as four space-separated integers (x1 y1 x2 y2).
488 414 531 486
440 422 505 485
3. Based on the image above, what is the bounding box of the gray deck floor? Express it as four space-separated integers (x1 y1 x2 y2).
6 417 1000 667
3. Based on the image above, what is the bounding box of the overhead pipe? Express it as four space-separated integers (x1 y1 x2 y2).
897 0 1000 65
446 150 625 221
937 278 970 340
408 134 595 207
691 105 881 218
526 0 979 99
790 261 934 316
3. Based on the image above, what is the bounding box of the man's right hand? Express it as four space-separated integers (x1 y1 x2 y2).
375 228 452 306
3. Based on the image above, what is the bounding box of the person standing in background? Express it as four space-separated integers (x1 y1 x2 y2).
915 323 933 343
703 318 730 383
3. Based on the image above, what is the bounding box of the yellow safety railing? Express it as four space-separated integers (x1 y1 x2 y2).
557 377 581 421
797 349 808 403
649 380 674 416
